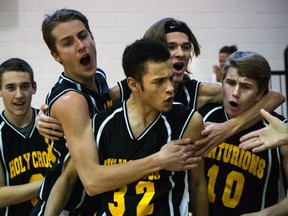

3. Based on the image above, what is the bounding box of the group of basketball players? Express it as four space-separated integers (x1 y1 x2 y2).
1 7 288 216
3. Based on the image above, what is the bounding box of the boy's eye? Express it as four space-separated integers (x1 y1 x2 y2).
63 40 72 47
156 79 163 84
182 45 191 51
243 85 251 90
7 86 15 91
21 85 30 90
79 33 88 39
167 45 176 51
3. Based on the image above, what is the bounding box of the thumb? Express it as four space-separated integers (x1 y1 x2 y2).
260 109 273 123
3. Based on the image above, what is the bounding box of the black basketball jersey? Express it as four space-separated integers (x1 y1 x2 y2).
0 108 55 216
199 104 287 216
117 78 200 109
93 101 197 216
36 69 113 215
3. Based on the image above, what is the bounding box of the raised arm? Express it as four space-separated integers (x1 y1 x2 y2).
239 109 288 152
195 90 285 156
0 162 43 208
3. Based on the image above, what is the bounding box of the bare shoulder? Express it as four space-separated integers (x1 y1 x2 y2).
51 91 89 119
184 111 204 142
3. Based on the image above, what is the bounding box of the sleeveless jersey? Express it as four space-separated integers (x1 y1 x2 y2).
0 108 55 216
35 68 113 215
199 104 288 216
117 78 200 108
93 101 196 216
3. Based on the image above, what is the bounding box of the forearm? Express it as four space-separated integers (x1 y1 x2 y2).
227 90 285 136
0 179 42 208
77 152 162 196
190 185 208 216
44 160 79 216
189 162 208 216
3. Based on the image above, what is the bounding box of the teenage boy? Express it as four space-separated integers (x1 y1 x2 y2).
0 58 55 215
199 51 288 215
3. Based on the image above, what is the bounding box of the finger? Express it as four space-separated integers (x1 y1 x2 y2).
252 145 267 153
50 124 63 132
260 109 273 123
43 134 60 141
183 157 202 170
40 104 48 112
173 138 191 145
239 130 259 142
40 128 64 140
194 136 208 146
239 138 261 150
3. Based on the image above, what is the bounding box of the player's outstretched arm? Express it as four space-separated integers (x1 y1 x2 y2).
239 109 288 152
195 90 285 156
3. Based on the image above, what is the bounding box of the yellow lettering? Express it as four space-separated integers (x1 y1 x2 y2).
32 151 38 168
230 146 240 166
205 143 268 180
37 151 43 167
257 159 265 179
216 144 225 161
206 146 217 159
106 100 113 108
14 157 21 175
9 160 15 178
23 153 31 170
237 149 245 168
248 154 260 176
223 144 233 163
241 151 251 170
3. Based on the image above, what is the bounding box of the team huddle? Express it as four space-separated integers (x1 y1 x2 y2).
0 8 288 216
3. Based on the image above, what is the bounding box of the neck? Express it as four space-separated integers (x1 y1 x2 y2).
126 96 160 138
3 108 33 128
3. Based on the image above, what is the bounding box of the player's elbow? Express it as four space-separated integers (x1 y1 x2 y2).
82 179 103 196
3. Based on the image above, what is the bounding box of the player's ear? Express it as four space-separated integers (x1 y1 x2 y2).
127 77 139 92
51 51 62 64
255 89 265 102
32 81 37 95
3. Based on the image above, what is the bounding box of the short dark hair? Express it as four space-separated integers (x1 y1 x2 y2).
122 38 170 85
0 58 34 88
219 45 238 55
42 8 93 54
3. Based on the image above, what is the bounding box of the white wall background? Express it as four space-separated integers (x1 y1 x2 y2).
0 0 287 114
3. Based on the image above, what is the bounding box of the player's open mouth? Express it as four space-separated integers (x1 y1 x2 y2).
173 63 184 71
229 101 239 109
80 54 91 66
